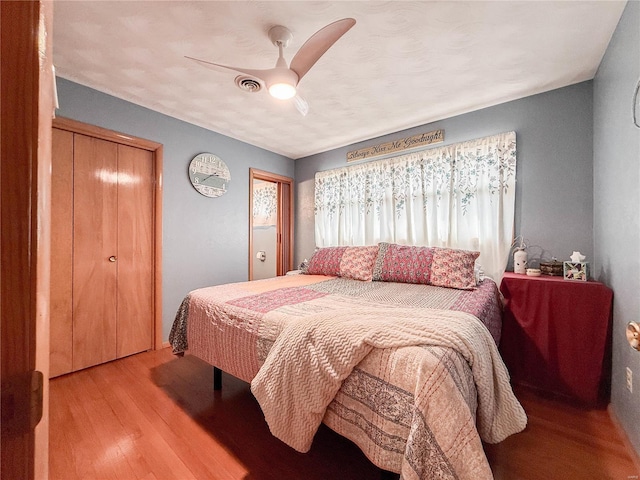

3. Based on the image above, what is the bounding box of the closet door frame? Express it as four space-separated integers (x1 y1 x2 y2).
52 117 164 350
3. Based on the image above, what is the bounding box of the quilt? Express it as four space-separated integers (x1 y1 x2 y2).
169 274 526 479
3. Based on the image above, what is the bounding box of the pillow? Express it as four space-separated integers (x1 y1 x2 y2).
372 242 435 284
304 246 348 276
430 247 480 290
339 246 379 281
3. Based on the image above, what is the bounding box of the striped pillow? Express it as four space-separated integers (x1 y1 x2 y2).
372 243 435 284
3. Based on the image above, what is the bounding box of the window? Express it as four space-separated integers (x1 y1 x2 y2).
314 131 516 281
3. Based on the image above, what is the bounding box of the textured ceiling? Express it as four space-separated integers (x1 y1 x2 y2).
52 1 626 159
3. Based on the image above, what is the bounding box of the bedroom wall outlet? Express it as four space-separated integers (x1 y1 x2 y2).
627 367 633 393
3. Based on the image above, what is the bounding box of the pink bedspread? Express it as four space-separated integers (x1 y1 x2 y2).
169 274 522 479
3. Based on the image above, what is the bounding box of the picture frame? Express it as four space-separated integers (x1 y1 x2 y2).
563 261 589 281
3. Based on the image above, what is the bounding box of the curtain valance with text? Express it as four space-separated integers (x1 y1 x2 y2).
314 131 516 280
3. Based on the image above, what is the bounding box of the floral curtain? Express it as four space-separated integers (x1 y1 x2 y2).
314 131 516 281
253 180 278 227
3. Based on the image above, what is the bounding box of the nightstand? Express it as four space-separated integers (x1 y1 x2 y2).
499 272 613 406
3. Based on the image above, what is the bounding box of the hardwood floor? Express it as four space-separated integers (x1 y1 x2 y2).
485 388 639 480
49 348 639 480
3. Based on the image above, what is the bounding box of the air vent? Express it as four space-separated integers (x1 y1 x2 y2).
235 75 262 93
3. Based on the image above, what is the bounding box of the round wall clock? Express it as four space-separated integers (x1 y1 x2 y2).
188 153 231 198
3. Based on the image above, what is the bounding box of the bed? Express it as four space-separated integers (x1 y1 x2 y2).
169 244 527 480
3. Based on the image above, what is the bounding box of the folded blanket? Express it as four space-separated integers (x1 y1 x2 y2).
250 306 526 454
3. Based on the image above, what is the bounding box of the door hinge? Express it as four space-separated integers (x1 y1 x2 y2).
1 370 43 437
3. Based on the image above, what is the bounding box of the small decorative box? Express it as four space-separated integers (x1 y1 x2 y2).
540 260 564 276
563 261 589 281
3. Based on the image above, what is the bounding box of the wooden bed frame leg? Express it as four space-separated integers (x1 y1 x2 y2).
213 367 222 391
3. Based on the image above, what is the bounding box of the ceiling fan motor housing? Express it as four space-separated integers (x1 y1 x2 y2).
268 25 293 47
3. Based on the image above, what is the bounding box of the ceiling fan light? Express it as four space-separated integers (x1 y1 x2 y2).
269 82 297 100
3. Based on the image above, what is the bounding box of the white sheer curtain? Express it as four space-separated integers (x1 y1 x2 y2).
314 131 517 281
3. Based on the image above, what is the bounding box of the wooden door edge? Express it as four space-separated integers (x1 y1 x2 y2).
153 146 164 350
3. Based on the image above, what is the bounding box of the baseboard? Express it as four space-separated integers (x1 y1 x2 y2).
162 341 170 349
608 404 640 473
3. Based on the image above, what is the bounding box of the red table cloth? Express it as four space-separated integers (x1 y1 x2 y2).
499 272 613 406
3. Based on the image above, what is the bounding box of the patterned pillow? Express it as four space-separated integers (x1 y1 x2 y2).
372 242 435 284
339 246 379 281
430 247 480 290
305 246 348 276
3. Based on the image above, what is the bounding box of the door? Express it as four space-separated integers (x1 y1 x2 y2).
49 129 74 376
1 1 53 479
50 118 162 376
72 137 155 369
252 179 279 280
249 169 293 280
116 144 154 358
73 134 119 370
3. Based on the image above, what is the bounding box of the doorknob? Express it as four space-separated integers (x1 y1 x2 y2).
109 256 117 262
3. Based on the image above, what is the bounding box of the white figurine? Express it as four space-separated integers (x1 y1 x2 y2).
570 251 586 262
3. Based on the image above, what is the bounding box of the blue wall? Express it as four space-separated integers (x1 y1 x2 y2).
594 1 640 457
294 81 595 271
55 78 295 341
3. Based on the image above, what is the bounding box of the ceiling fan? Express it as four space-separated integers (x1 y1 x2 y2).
186 18 356 116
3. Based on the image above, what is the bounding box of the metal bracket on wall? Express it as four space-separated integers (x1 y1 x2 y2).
633 79 640 128
627 322 640 351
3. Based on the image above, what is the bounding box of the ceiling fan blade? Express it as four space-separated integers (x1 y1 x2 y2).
186 56 300 91
290 18 356 81
292 94 309 116
185 56 272 84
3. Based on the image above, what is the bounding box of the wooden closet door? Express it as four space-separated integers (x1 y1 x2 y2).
116 144 154 358
72 134 118 371
49 129 74 377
